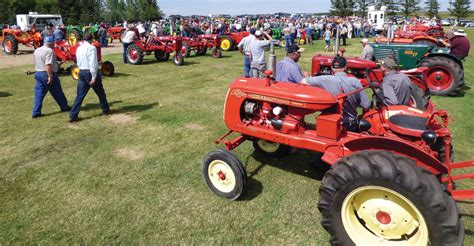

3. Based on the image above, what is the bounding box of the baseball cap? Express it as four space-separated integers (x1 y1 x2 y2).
360 38 369 43
83 33 93 41
379 57 398 69
454 29 467 37
287 44 305 53
44 36 55 44
331 55 347 69
255 30 262 36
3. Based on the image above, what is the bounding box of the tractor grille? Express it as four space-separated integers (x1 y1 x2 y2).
373 48 400 64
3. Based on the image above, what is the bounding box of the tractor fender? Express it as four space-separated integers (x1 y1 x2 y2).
420 53 464 71
322 136 447 176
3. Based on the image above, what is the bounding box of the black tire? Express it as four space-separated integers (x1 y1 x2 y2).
202 149 247 200
196 46 207 55
181 43 191 57
318 150 464 246
101 61 115 77
419 56 462 96
154 50 170 62
211 48 222 58
219 35 234 51
2 35 18 55
126 44 144 65
173 53 184 66
252 139 290 157
409 83 428 110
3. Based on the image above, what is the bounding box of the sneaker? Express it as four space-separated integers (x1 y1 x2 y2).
102 109 116 116
69 117 81 123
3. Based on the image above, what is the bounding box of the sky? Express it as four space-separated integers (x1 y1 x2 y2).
159 0 473 16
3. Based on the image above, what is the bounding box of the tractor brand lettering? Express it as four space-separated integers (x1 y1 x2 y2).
247 94 290 105
230 89 247 98
404 50 418 57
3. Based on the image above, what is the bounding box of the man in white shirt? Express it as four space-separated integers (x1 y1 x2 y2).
237 28 256 77
121 26 136 64
69 34 111 122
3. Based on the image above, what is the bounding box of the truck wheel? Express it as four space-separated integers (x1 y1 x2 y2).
173 53 184 66
181 43 191 57
219 36 233 51
196 46 207 55
101 61 115 76
419 57 462 96
126 44 144 65
252 139 290 157
408 83 428 110
70 64 80 80
2 35 18 55
318 150 464 246
211 48 222 58
202 149 247 200
154 50 170 62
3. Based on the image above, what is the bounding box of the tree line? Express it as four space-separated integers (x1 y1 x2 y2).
331 0 471 21
0 0 163 25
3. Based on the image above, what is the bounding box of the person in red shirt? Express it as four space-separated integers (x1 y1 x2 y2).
444 29 470 59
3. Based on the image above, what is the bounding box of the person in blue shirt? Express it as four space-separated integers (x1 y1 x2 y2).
53 25 64 41
275 44 308 83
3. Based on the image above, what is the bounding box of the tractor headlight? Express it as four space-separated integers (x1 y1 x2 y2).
422 131 437 145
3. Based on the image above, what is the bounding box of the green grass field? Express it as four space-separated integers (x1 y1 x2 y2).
1 31 474 244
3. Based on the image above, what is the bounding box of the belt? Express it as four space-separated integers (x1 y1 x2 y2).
35 71 58 73
79 69 91 72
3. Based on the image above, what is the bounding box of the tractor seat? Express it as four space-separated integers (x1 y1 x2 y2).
388 114 428 132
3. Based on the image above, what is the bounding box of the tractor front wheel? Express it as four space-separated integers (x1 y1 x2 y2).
70 64 80 80
2 35 18 55
219 36 233 51
318 150 464 245
211 48 222 58
280 38 287 48
202 149 247 200
181 43 191 57
173 53 184 66
252 139 290 157
101 61 115 77
107 35 113 44
126 44 144 65
419 56 462 96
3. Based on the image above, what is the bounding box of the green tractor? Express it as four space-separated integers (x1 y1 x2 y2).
66 24 99 46
371 43 464 96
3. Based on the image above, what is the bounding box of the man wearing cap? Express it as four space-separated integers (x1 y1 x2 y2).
275 44 308 83
444 29 470 59
249 30 273 78
359 38 373 61
32 36 70 118
69 34 111 122
121 26 137 64
301 56 370 132
237 28 256 78
379 57 411 106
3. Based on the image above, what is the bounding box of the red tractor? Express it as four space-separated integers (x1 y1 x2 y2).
107 25 125 43
2 27 43 55
53 40 115 79
181 33 222 58
203 71 471 245
219 31 249 51
311 53 432 111
379 25 446 46
126 36 184 66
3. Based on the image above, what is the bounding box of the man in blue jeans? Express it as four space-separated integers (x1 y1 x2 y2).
237 28 256 77
121 26 136 64
32 36 70 118
69 34 111 122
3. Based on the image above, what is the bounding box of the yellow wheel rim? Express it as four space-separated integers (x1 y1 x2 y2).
341 186 429 245
71 67 80 80
257 140 280 153
68 33 77 46
221 39 231 50
280 40 286 47
299 39 305 45
108 37 112 43
208 160 236 193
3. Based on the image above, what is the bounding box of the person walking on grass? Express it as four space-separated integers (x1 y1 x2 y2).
69 34 111 122
121 26 136 64
324 27 331 52
32 36 70 118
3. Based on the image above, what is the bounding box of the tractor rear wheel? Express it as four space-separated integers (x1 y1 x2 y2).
181 43 191 57
202 149 247 200
154 50 170 61
211 48 222 58
419 56 462 96
219 36 234 51
173 53 184 66
408 83 428 110
318 150 464 246
196 46 207 55
252 139 290 157
2 35 18 55
70 64 80 80
101 61 115 77
126 44 144 65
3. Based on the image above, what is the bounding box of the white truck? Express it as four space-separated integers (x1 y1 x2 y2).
367 6 387 32
15 12 63 32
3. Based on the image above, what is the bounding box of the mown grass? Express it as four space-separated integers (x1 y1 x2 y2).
0 32 473 244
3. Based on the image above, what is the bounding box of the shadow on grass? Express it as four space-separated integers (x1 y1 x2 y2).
0 91 13 98
181 61 200 66
118 102 159 113
238 177 263 201
111 72 131 77
466 229 474 236
82 100 123 112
